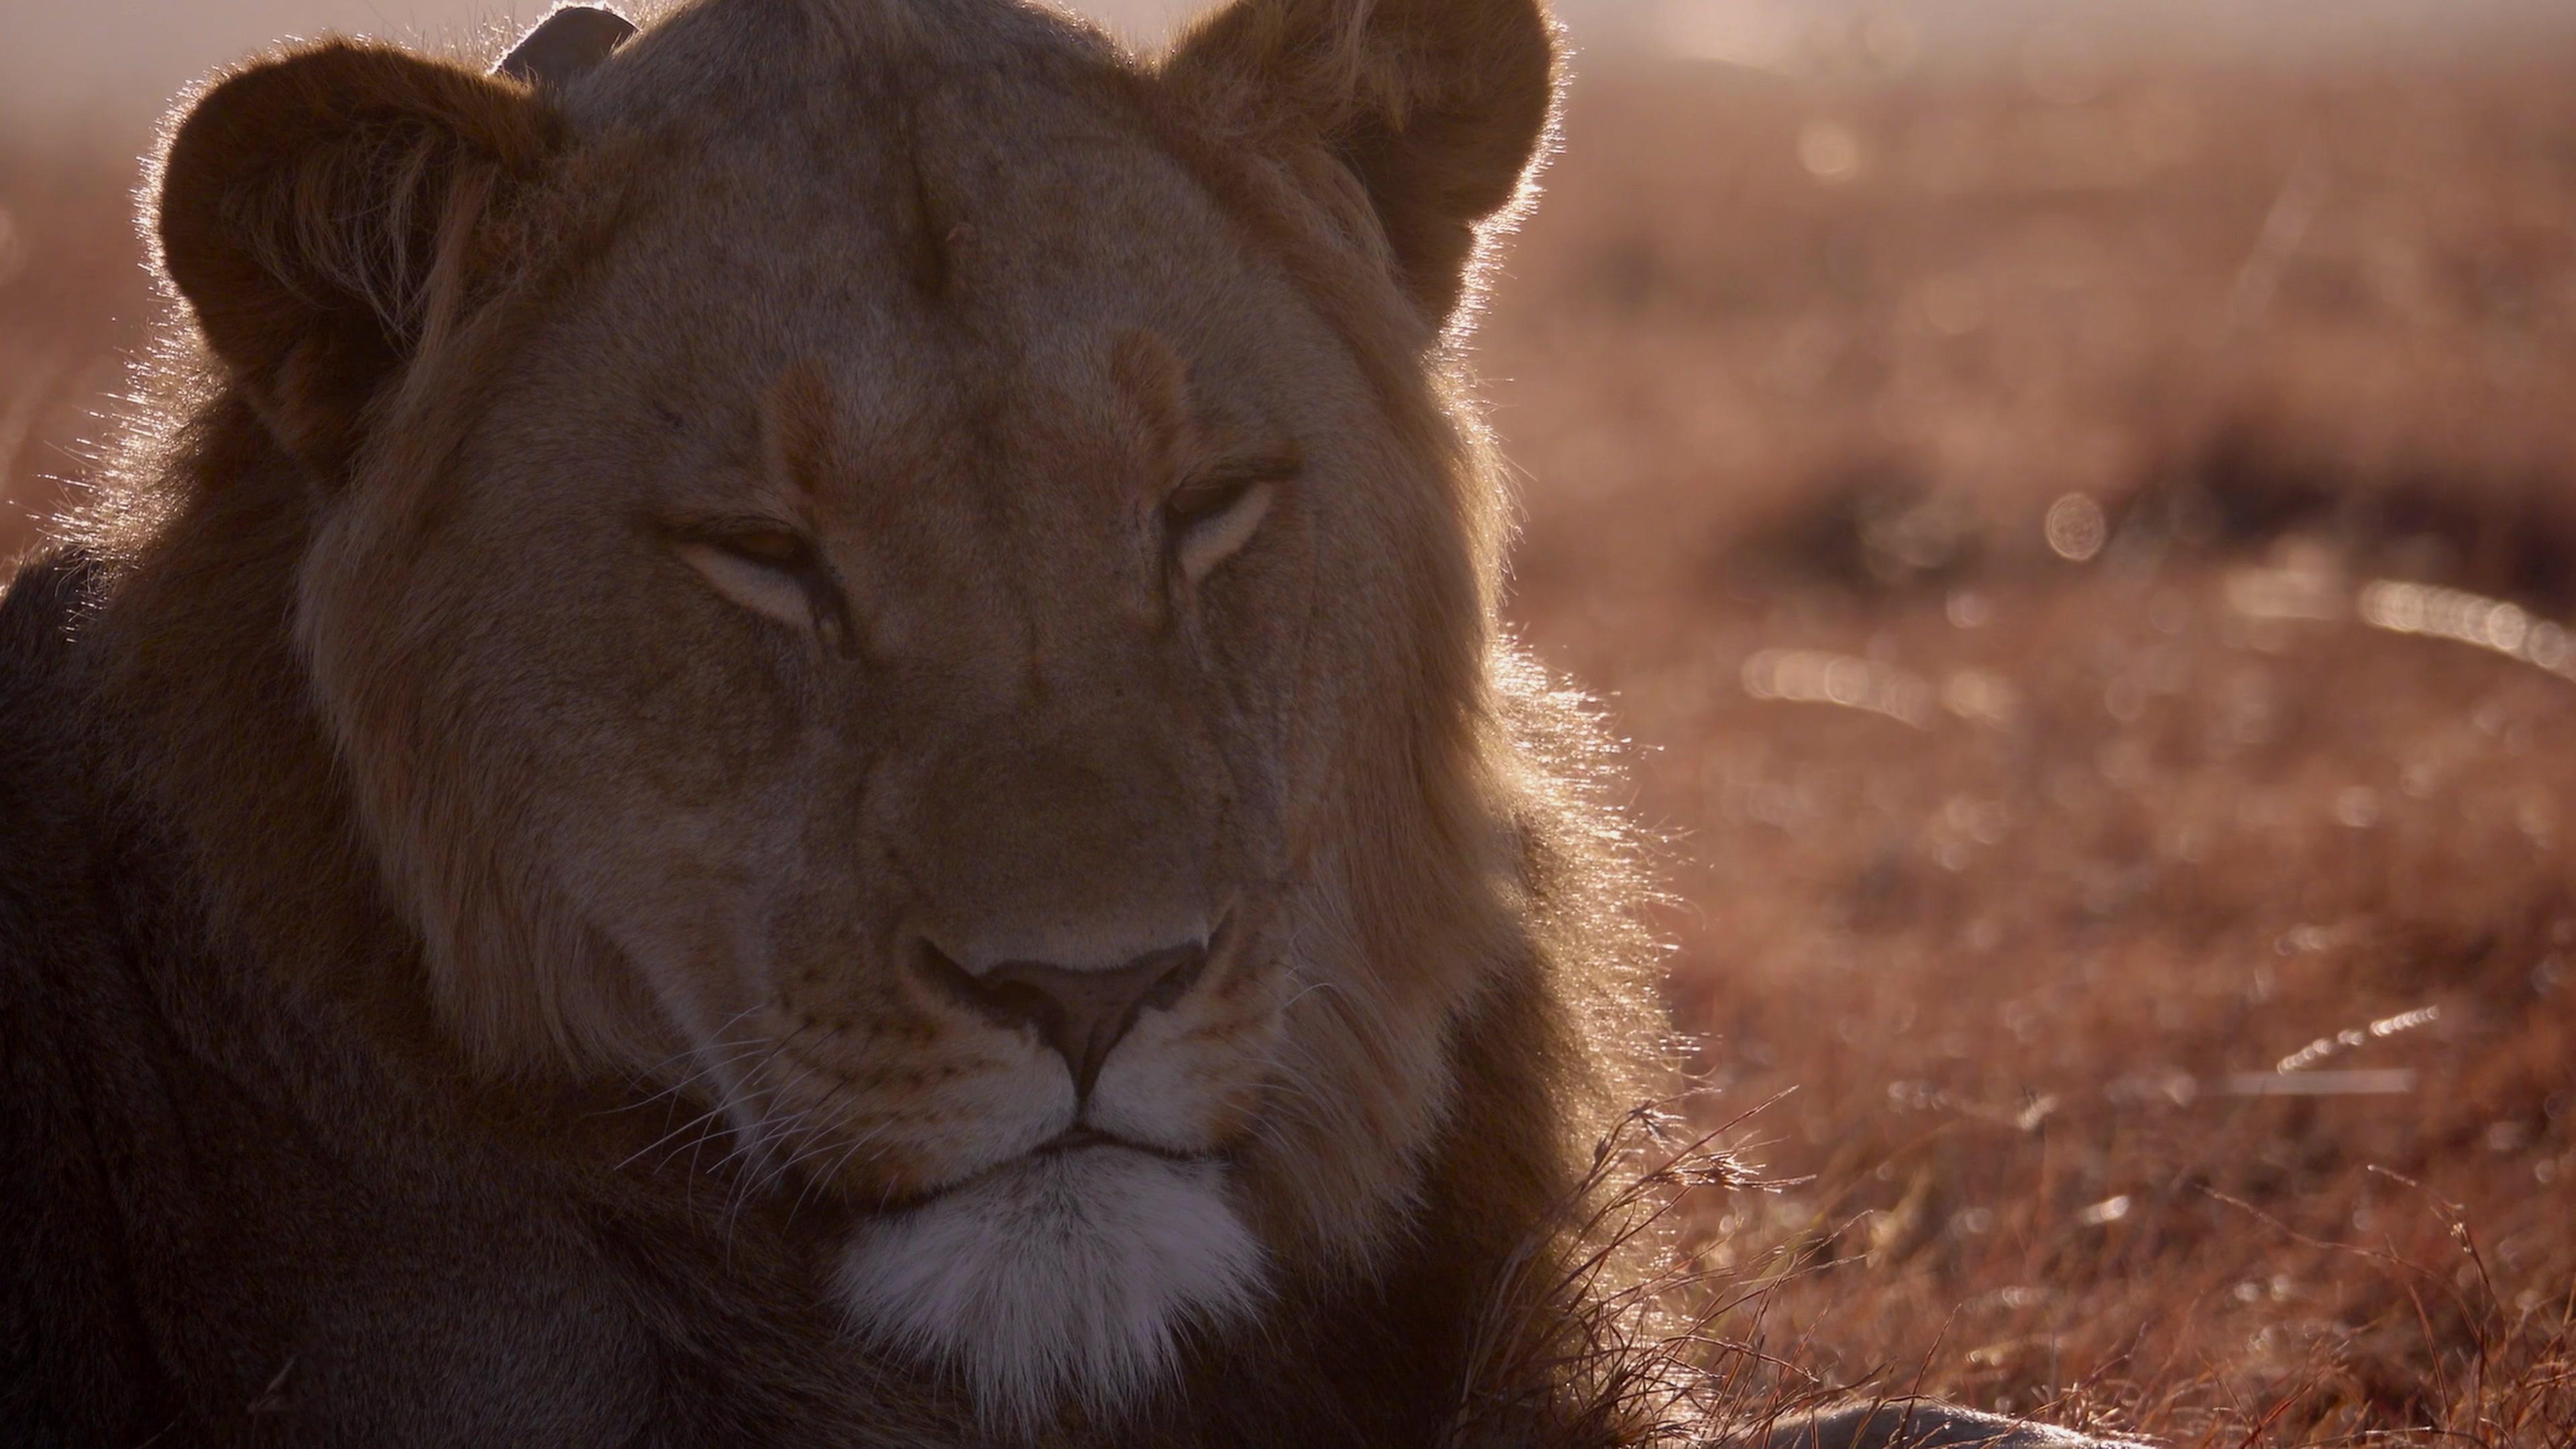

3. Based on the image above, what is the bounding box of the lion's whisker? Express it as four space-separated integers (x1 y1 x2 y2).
597 1007 769 1099
615 1025 816 1179
786 1120 895 1224
604 1032 784 1118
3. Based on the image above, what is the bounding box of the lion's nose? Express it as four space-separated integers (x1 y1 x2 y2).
919 941 1210 1096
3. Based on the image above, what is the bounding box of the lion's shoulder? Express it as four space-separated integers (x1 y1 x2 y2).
0 549 173 1442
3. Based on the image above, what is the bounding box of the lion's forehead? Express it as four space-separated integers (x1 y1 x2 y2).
578 125 1252 370
557 0 1219 298
474 0 1346 555
565 0 1112 121
532 18 1307 467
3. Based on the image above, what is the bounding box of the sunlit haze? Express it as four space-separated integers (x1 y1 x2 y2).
3 0 2571 127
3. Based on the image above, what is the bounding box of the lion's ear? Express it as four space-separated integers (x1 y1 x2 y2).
156 41 564 477
496 5 637 90
1162 0 1558 329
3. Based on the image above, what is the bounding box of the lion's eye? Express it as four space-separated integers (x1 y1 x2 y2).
712 527 811 568
674 523 852 651
1165 468 1286 582
1165 478 1254 531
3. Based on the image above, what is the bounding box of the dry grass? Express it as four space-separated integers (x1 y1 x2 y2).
6 39 2574 1446
1481 50 2576 1447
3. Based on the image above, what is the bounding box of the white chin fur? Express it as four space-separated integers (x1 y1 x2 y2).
835 1149 1267 1432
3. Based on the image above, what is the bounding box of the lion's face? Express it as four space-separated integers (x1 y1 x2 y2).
479 107 1336 1409
153 0 1556 1428
429 58 1375 1409
474 73 1340 1189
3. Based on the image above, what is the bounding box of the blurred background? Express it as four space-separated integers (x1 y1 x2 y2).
5 0 2575 1442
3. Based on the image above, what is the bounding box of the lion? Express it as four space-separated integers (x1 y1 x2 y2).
0 1 2136 1444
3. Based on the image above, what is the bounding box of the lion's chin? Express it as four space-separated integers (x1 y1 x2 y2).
833 1146 1267 1432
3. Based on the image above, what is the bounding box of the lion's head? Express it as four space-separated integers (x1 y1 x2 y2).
106 0 1643 1431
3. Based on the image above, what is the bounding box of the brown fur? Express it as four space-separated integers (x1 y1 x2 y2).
6 0 1664 1443
1 2 2137 1445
